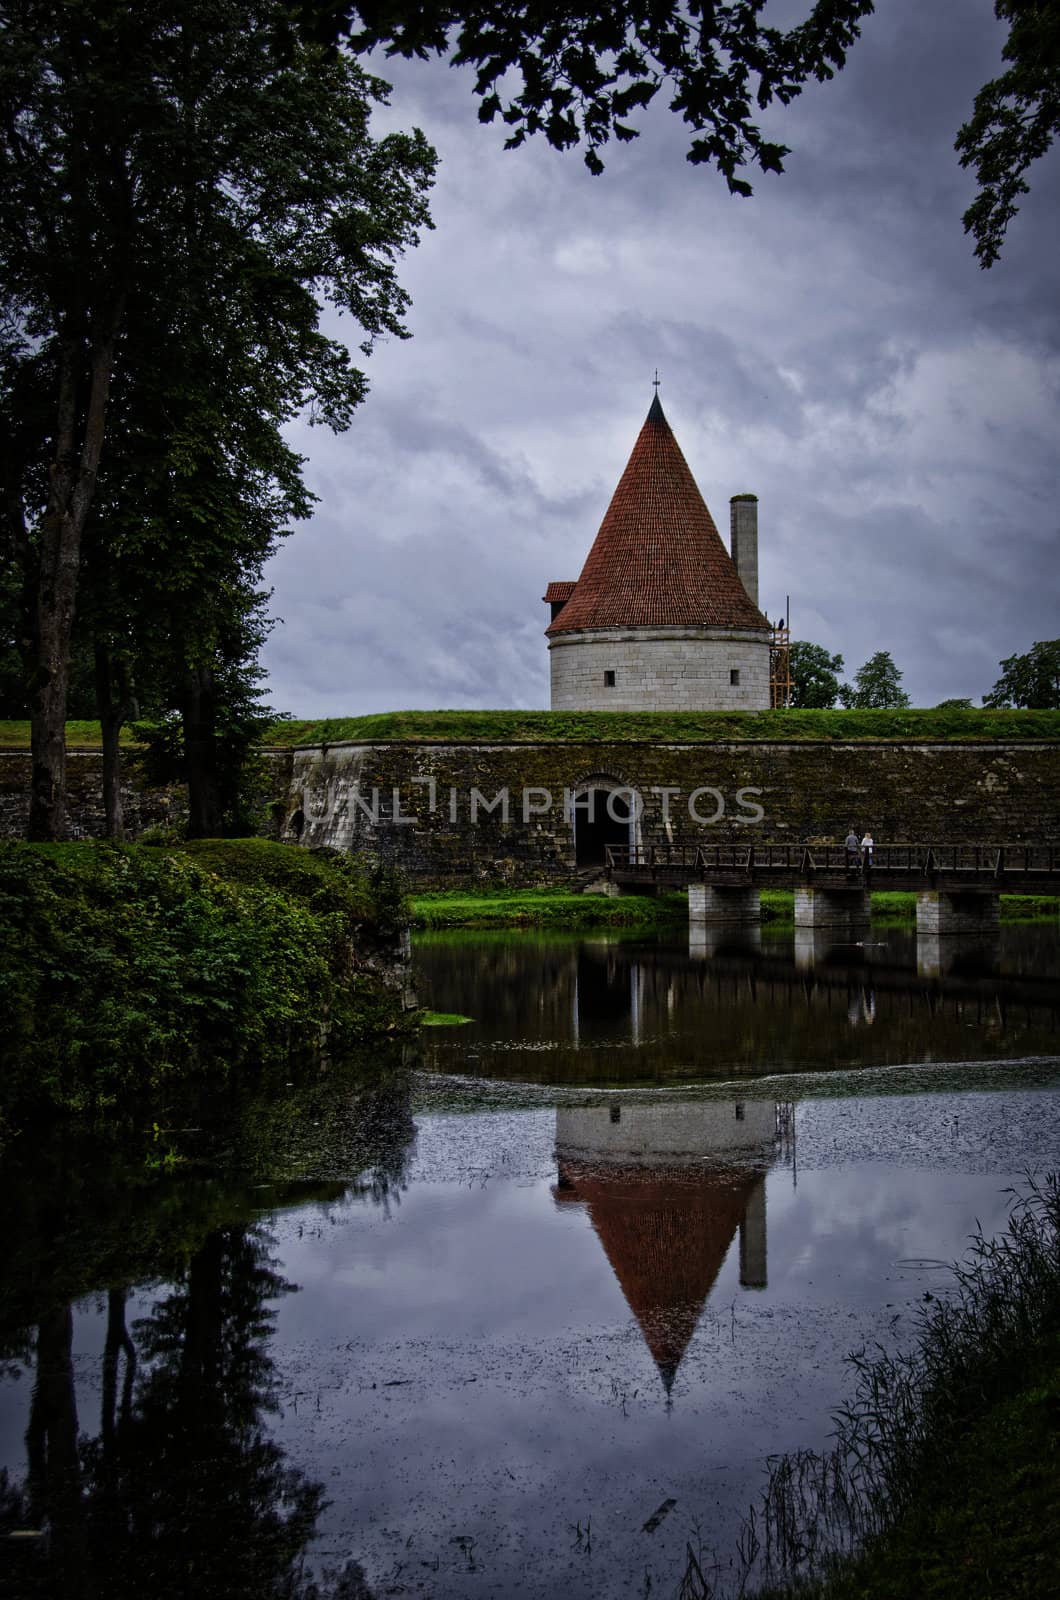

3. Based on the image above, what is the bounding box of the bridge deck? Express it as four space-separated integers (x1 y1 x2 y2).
605 842 1060 896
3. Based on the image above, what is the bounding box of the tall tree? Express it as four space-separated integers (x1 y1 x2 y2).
79 271 320 836
983 638 1060 707
839 650 911 709
0 0 434 840
789 640 845 709
956 0 1060 267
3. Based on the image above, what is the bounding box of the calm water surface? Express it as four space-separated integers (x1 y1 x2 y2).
2 921 1059 1600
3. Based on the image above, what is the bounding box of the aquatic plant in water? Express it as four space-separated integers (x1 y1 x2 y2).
684 1172 1060 1598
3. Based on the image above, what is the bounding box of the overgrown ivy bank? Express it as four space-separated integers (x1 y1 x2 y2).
0 840 411 1143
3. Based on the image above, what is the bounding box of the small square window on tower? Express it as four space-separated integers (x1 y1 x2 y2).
729 668 741 686
604 670 616 687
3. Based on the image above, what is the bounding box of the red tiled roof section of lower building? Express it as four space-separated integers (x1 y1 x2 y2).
543 581 577 603
546 395 770 635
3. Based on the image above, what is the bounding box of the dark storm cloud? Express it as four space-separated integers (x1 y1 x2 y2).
261 0 1060 714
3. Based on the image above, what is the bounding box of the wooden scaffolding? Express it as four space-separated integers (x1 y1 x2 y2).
770 620 792 708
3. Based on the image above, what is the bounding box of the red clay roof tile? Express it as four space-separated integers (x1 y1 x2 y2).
546 396 769 636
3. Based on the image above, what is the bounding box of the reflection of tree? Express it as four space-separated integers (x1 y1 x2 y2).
97 1226 318 1598
24 1305 88 1594
0 1067 420 1598
2 1227 377 1600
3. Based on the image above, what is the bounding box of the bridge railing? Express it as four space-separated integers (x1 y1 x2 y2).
604 842 1060 881
605 845 703 872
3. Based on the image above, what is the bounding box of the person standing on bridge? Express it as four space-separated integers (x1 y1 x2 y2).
861 831 875 869
845 829 860 874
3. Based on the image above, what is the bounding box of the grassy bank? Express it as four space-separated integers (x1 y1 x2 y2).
263 708 1060 744
738 1176 1060 1600
0 839 410 1137
410 887 690 928
410 886 1058 929
869 890 1059 922
2 708 1059 750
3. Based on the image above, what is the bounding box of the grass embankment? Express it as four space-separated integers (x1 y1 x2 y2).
0 838 410 1137
409 887 1058 929
1 708 1058 750
262 707 1060 744
0 719 142 747
410 887 690 928
870 890 1060 922
744 1177 1060 1600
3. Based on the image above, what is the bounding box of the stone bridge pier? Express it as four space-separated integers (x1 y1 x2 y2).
915 890 1000 936
688 884 760 926
793 887 871 936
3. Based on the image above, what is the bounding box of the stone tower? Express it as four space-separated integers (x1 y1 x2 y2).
544 396 771 710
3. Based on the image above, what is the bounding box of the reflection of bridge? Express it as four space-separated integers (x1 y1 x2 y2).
683 936 1060 1018
606 842 1060 936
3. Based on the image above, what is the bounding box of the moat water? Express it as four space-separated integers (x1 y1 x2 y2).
2 921 1059 1600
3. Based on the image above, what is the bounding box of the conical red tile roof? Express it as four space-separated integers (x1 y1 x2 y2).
547 396 768 635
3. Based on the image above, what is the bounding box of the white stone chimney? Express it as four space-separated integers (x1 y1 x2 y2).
729 494 759 608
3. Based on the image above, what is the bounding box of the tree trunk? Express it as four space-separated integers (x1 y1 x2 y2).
94 646 137 840
101 1286 136 1452
182 663 223 838
28 321 121 841
26 1304 87 1590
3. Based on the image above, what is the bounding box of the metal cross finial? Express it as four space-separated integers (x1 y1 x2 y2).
652 369 660 394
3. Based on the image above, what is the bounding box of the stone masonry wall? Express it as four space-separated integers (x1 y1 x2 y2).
0 748 293 842
3 741 1057 887
549 627 771 710
282 740 1060 884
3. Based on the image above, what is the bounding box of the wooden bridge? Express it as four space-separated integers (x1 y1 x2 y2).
604 842 1060 935
605 842 1060 895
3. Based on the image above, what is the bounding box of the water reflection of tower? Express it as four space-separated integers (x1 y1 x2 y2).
553 1100 788 1398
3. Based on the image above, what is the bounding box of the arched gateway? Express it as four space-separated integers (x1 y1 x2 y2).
572 785 633 867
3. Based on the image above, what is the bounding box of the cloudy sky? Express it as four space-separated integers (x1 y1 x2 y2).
260 1 1060 715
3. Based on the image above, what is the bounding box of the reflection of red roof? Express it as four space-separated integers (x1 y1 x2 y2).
546 396 769 636
554 1161 762 1392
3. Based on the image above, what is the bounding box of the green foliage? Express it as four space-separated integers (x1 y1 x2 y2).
0 840 409 1126
956 0 1060 267
1 0 436 838
358 852 413 940
351 2 872 187
934 697 974 710
839 651 912 710
790 640 845 709
348 3 1047 263
132 683 279 839
983 638 1060 709
0 562 98 718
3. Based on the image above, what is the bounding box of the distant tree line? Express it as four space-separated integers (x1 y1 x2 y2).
788 639 1060 710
